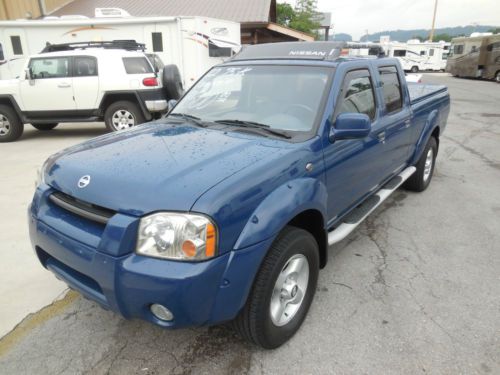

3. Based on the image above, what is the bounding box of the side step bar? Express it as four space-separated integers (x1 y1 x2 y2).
327 166 416 245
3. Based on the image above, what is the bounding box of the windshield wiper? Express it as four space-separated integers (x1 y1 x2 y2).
214 119 291 139
168 113 209 128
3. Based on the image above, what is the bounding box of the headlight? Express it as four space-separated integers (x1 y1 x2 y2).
35 159 50 186
136 213 217 261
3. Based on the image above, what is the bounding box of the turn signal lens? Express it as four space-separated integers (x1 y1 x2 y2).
205 223 216 257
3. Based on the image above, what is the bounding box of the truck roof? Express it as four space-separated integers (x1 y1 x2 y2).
231 41 386 63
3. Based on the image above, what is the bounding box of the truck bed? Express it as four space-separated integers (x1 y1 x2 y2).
408 83 448 104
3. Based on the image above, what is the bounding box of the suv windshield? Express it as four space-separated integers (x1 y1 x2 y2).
172 65 332 134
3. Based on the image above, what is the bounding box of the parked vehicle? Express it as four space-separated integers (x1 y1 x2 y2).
0 41 185 142
29 42 450 349
0 13 240 85
382 38 450 72
446 33 500 82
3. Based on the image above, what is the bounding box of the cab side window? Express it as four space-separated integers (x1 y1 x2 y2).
336 69 376 120
74 56 98 77
29 57 70 79
378 66 403 113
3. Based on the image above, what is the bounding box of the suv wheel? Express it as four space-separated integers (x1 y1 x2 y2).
411 66 419 73
233 226 319 349
0 105 23 142
104 101 145 132
32 123 58 131
495 71 500 83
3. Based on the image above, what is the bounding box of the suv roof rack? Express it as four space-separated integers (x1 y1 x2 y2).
231 41 385 62
41 40 146 53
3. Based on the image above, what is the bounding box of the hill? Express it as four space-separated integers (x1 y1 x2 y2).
359 25 499 42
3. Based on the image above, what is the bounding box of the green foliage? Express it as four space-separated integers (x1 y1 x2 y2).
432 33 452 42
276 1 321 37
488 27 500 34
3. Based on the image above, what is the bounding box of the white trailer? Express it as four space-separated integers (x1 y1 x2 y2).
0 12 241 86
382 38 450 72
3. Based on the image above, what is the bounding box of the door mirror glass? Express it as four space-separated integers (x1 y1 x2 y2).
330 113 371 142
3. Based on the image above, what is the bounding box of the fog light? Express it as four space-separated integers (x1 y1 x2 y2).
150 304 174 321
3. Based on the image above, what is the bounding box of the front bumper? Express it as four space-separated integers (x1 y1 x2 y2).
29 185 272 328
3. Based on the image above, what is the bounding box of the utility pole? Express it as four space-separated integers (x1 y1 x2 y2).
429 0 438 42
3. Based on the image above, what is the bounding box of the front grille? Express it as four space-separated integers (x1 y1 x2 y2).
49 191 115 225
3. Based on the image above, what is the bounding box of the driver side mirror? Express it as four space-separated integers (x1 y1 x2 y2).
25 68 35 85
329 113 371 142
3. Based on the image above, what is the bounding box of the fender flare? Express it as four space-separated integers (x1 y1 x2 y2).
0 94 25 122
410 109 439 165
234 177 328 250
99 91 152 121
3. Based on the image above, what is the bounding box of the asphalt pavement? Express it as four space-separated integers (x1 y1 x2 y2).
0 74 499 374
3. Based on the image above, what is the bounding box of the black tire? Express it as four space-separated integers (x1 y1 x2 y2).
495 71 500 83
404 136 438 192
32 123 58 131
233 226 319 349
0 104 23 142
411 66 419 73
104 100 145 132
162 64 184 100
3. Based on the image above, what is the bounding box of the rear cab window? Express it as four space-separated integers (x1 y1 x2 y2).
122 57 154 74
335 69 376 121
378 66 403 113
74 56 98 77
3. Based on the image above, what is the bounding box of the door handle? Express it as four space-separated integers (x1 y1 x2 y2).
57 82 71 88
377 132 386 143
404 119 411 128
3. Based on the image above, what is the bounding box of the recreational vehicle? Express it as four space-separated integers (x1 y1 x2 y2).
0 12 241 86
446 33 500 82
383 39 450 72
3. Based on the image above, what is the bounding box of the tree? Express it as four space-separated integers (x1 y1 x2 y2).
488 27 500 34
411 35 424 42
433 33 452 42
276 1 321 37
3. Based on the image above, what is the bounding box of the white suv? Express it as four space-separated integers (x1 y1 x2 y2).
0 41 183 142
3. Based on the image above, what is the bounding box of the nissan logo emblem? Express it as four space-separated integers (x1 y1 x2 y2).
77 175 91 188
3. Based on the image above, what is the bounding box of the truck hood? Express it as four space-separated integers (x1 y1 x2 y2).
45 121 285 216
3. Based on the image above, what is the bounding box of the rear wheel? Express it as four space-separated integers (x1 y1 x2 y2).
233 226 319 349
104 101 145 132
32 123 58 131
495 71 500 83
404 136 438 192
411 66 419 73
0 104 23 142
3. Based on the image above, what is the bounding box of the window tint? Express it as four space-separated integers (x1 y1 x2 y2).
379 66 403 113
29 57 69 79
394 49 406 57
208 41 232 57
453 44 464 54
337 70 376 120
11 36 23 55
152 32 163 52
74 56 97 76
122 57 153 74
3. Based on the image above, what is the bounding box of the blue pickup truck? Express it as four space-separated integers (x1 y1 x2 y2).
29 42 450 349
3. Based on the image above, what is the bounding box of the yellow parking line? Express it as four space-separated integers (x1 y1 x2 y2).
0 291 79 357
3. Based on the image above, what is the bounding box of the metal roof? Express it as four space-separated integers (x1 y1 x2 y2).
50 0 273 23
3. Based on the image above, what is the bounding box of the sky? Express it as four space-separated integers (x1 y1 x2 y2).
284 0 500 39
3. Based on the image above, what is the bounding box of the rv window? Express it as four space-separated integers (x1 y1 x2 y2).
74 56 97 77
471 46 478 53
10 36 23 55
420 51 426 56
29 57 69 79
429 49 435 56
453 45 464 55
122 57 154 74
0 44 4 61
152 32 163 52
487 42 500 52
378 66 402 114
208 41 232 57
443 45 449 50
393 50 406 57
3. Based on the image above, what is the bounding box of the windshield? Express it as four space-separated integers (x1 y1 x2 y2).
171 65 332 134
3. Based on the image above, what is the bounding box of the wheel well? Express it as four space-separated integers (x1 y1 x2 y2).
100 93 143 116
0 97 22 121
431 126 440 149
288 209 328 269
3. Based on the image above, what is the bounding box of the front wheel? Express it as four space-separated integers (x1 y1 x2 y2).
0 104 23 142
104 101 145 132
411 66 419 73
404 136 438 192
32 123 58 131
233 226 319 349
495 71 500 83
